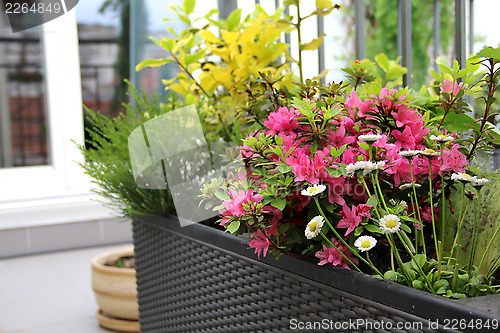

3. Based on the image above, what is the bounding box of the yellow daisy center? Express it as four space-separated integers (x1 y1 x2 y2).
462 173 470 178
308 187 318 194
361 240 372 248
425 149 436 154
309 222 318 231
438 135 446 139
386 219 397 228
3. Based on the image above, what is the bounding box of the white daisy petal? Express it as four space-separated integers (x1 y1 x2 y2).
354 236 377 252
379 214 401 234
358 133 383 142
301 184 327 197
305 216 325 239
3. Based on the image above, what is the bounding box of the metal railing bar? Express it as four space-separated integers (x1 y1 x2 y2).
433 0 441 72
354 0 365 60
469 0 474 55
317 14 325 83
455 0 466 71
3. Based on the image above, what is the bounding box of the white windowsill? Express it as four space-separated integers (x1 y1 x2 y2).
0 193 121 230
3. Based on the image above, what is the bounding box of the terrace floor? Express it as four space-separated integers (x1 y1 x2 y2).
0 243 133 333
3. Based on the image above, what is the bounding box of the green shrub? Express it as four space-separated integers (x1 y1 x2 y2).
79 86 183 217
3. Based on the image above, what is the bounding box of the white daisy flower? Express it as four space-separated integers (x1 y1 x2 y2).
451 173 473 182
429 134 454 143
399 183 421 190
301 184 327 197
358 133 383 142
345 161 385 177
354 236 377 252
379 214 401 234
470 177 489 187
419 148 440 157
398 150 421 158
305 216 325 239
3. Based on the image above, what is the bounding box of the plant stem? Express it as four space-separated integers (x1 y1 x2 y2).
427 158 439 253
468 190 481 274
478 220 500 272
296 3 304 84
313 197 383 276
408 157 425 255
319 232 362 273
467 58 496 160
448 198 471 264
359 178 381 220
372 173 389 213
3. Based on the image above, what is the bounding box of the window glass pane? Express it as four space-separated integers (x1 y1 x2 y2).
76 0 123 117
0 11 49 167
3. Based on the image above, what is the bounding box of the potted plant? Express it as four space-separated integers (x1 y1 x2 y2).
91 247 139 332
84 1 500 332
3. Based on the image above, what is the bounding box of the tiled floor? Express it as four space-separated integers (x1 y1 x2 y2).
0 244 133 333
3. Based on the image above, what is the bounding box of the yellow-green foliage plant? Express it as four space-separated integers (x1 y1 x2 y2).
136 0 342 142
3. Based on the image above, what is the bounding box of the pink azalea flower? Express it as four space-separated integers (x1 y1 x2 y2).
356 204 373 218
345 91 373 119
440 78 463 96
327 126 356 148
391 106 422 127
248 229 271 258
421 206 440 223
326 177 350 206
407 121 430 144
392 126 416 150
315 239 359 269
220 189 263 219
337 204 362 236
264 106 300 135
372 134 397 151
440 144 468 173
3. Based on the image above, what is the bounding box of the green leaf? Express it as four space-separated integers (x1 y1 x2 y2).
278 223 291 234
357 141 369 151
375 53 390 72
226 8 242 31
412 280 425 290
271 198 286 211
476 46 500 61
214 191 230 201
384 270 398 282
135 58 172 71
183 0 195 14
226 220 240 233
278 165 294 173
365 224 382 234
410 254 427 271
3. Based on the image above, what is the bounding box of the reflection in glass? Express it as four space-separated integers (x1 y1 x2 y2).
0 11 49 167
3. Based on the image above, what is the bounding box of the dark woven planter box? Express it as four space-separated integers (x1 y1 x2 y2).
132 215 500 332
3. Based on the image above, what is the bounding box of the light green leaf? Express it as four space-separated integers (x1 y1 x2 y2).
183 0 195 14
227 220 240 233
226 8 242 31
135 58 172 71
271 198 286 211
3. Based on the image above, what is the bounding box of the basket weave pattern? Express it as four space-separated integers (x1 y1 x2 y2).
133 220 437 332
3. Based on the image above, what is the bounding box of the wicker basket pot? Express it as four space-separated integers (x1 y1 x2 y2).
132 215 500 333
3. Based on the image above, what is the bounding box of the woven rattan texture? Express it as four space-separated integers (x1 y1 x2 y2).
133 221 437 333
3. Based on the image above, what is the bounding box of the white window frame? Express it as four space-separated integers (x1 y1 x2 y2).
0 10 116 229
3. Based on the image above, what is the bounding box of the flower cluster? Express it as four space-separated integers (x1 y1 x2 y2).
205 53 500 299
